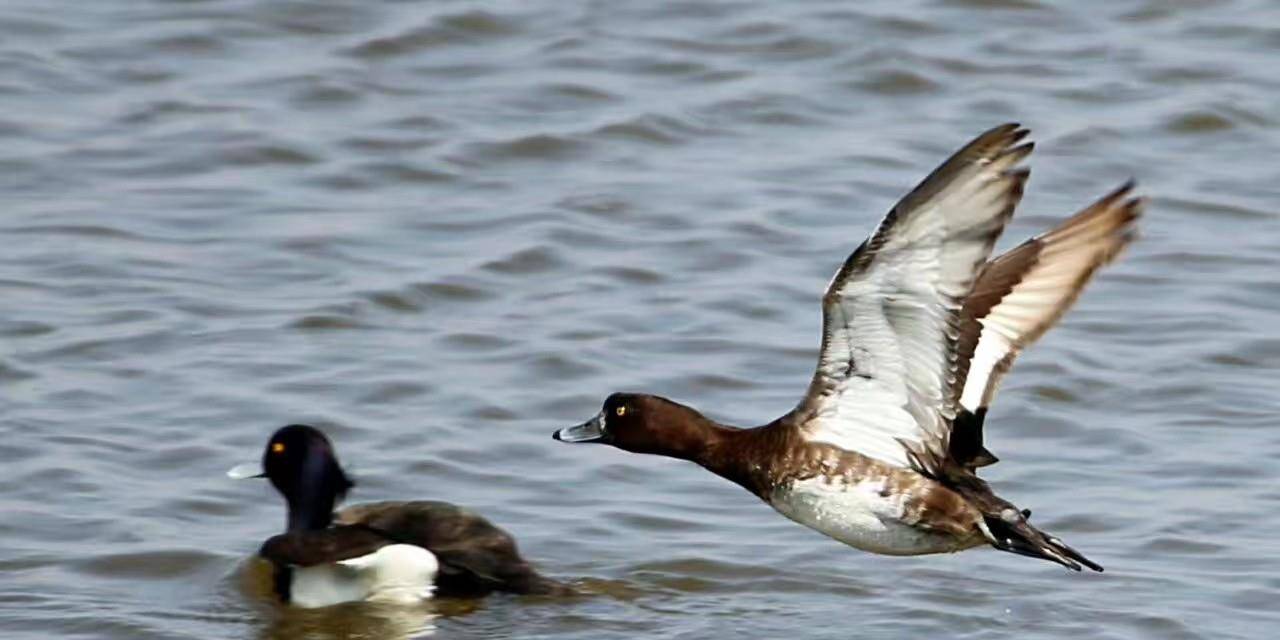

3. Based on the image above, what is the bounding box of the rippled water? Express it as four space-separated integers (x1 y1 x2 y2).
2 1 1279 638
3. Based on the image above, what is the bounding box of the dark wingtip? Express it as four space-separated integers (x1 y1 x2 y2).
992 121 1022 135
970 448 999 468
985 122 1030 149
949 408 998 469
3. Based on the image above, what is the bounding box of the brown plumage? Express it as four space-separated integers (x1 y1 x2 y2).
954 181 1143 414
556 124 1140 573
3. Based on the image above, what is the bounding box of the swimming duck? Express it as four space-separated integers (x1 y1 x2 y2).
555 124 1142 571
230 424 564 607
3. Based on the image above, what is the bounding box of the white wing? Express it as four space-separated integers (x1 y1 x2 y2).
955 182 1143 413
792 124 1032 473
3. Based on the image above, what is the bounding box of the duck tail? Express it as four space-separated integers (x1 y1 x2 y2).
981 509 1103 572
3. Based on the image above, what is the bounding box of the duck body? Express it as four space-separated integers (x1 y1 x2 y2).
235 425 565 608
770 475 981 556
334 500 565 598
766 455 984 556
259 500 560 607
557 124 1142 572
697 418 984 556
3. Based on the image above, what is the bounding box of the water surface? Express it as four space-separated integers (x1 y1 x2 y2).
2 1 1279 638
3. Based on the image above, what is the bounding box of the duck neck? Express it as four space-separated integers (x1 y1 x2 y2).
275 450 352 532
697 423 777 497
643 411 770 496
284 489 336 532
659 416 735 467
281 478 337 532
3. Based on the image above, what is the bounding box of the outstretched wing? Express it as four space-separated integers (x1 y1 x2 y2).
947 183 1143 465
793 124 1032 473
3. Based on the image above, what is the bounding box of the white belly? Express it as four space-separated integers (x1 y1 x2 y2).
290 544 439 608
769 476 962 556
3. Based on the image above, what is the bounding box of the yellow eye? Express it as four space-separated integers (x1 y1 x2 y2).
271 442 285 454
615 406 627 417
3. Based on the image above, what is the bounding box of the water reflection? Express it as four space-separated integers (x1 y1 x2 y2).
236 558 440 640
258 603 437 640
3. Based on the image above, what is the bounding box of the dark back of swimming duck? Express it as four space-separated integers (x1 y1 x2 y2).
335 501 571 596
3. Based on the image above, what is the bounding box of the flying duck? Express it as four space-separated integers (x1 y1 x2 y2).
554 124 1142 571
230 424 565 607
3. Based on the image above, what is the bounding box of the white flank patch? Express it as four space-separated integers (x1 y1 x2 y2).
770 477 958 556
290 544 439 609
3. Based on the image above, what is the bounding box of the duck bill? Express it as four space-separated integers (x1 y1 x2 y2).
226 462 266 480
553 412 606 443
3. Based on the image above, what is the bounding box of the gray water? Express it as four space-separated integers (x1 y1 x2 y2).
2 1 1279 638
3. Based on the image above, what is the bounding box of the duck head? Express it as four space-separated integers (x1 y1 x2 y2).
553 393 718 459
229 424 354 532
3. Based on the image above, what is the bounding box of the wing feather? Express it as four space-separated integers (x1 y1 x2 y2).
794 124 1032 473
954 182 1144 413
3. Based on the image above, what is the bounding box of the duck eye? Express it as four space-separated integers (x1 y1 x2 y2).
271 442 285 454
615 406 627 417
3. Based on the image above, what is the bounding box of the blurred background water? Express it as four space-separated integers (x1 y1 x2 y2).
2 1 1279 638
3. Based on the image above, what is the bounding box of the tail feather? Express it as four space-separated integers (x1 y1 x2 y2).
983 511 1103 572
